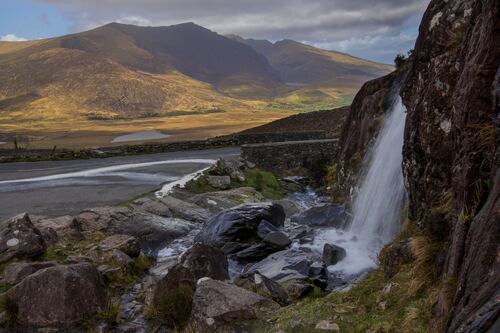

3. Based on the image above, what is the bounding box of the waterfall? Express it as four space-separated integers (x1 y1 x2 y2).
349 91 407 250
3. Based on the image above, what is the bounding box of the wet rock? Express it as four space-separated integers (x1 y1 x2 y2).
246 248 318 282
234 272 290 305
315 320 340 331
285 283 314 300
274 198 301 217
210 158 246 182
323 243 347 266
0 213 46 264
1 261 56 285
291 204 348 228
5 263 106 327
179 244 229 281
99 234 140 257
151 265 196 328
204 175 231 190
234 243 284 262
191 278 279 333
157 196 211 223
379 239 415 278
288 225 314 242
187 187 264 214
195 202 285 251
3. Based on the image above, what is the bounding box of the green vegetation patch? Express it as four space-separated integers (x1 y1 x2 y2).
238 169 284 199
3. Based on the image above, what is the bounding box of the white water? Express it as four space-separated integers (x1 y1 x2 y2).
309 94 407 276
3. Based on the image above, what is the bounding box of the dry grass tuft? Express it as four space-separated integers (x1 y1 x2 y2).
408 236 440 295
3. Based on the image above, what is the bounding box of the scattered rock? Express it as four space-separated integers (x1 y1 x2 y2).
31 215 83 240
1 261 56 285
204 175 231 190
291 204 347 228
179 244 229 281
0 213 46 264
191 278 279 332
99 234 140 257
379 239 415 278
288 225 314 243
315 320 340 331
110 249 134 271
285 283 314 300
195 202 285 252
6 263 106 327
234 272 290 305
323 243 347 266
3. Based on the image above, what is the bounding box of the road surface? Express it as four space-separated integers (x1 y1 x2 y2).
0 147 239 220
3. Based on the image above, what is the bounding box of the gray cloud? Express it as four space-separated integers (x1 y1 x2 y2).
36 0 430 63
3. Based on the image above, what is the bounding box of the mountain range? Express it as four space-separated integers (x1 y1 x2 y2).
0 22 393 148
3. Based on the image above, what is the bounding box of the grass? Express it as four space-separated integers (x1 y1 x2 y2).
238 169 284 199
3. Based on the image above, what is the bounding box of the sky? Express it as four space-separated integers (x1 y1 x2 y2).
0 0 430 64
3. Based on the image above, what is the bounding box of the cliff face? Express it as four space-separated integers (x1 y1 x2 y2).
337 0 499 331
401 0 499 332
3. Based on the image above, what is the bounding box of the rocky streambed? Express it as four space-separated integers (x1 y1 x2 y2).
0 157 365 332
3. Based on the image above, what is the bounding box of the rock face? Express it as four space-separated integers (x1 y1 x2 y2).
186 187 265 214
196 203 285 253
1 261 56 285
291 204 348 228
0 213 46 264
179 244 229 281
399 0 500 331
6 263 106 327
205 175 231 190
191 278 279 332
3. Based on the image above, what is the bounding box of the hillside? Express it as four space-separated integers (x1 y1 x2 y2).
0 23 392 149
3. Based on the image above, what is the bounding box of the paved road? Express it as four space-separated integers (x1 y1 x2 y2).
0 147 240 220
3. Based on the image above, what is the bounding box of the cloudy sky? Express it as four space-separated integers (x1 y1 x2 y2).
0 0 430 64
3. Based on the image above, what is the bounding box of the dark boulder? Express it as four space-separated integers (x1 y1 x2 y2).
179 244 229 281
379 239 415 278
1 261 56 285
291 204 348 228
322 243 347 266
285 283 314 300
151 265 196 328
5 263 106 327
234 272 290 305
194 203 285 251
0 214 46 264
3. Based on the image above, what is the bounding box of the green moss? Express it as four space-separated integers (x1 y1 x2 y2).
239 169 284 200
184 176 218 194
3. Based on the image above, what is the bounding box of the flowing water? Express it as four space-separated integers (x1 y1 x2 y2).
307 92 407 277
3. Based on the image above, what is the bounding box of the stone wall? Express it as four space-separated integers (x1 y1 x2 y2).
241 139 339 174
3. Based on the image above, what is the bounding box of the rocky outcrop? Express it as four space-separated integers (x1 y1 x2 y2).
5 263 106 327
400 0 500 331
0 214 46 264
178 244 229 281
191 278 280 332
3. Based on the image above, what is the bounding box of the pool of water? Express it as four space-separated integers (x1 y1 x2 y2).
112 130 170 143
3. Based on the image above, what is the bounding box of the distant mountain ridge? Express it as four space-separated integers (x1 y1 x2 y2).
0 22 393 148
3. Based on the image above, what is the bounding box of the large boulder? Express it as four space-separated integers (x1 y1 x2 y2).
0 214 46 264
131 197 173 217
179 244 229 281
379 239 415 278
5 263 106 327
30 215 83 240
209 158 246 182
1 261 56 285
195 203 285 250
204 175 231 190
322 243 347 266
245 248 320 283
291 204 348 228
234 272 290 305
187 187 265 214
151 265 196 328
191 278 279 332
157 196 211 223
76 207 196 254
